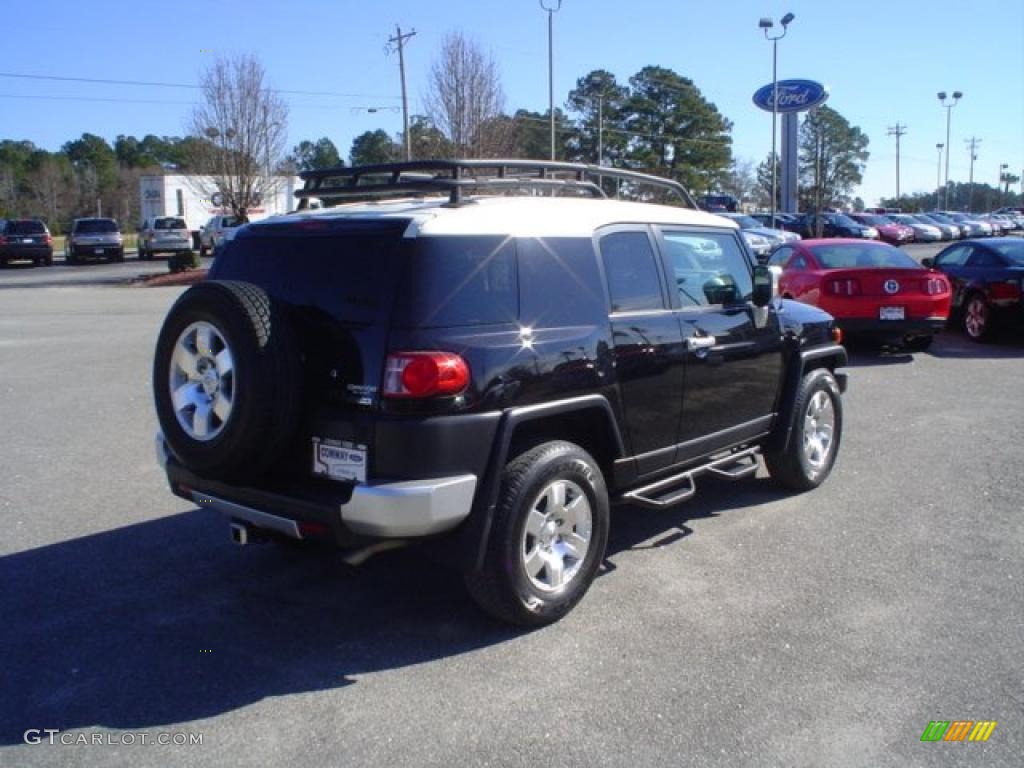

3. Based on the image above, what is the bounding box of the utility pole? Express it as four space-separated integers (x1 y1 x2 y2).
936 143 944 208
964 136 980 212
886 123 907 202
540 1 562 160
388 25 416 161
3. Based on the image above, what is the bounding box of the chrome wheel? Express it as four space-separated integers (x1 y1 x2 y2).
802 390 835 472
521 479 592 592
964 297 987 339
168 321 235 441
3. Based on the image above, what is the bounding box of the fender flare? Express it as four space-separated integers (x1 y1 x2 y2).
458 394 625 571
766 343 848 455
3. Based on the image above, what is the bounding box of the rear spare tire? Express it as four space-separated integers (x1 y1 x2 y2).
153 280 302 477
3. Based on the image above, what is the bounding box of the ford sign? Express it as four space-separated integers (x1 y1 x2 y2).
752 79 829 113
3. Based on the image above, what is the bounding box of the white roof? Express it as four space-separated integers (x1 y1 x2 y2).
274 195 738 238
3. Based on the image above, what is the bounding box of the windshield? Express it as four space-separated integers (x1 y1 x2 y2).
810 243 920 269
728 215 762 229
6 220 47 234
827 214 859 227
76 219 118 234
155 217 186 230
991 241 1024 264
890 215 919 226
856 215 889 226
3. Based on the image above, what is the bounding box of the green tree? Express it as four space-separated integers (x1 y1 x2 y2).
798 105 869 212
406 115 454 160
506 109 571 160
620 66 733 195
289 137 343 171
755 152 781 209
564 69 629 166
349 130 398 166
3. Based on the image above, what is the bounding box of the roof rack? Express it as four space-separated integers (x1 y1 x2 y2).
294 159 696 209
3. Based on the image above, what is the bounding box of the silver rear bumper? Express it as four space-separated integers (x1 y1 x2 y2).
157 431 476 538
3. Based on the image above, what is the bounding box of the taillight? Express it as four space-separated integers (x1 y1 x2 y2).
383 351 470 399
826 278 861 296
922 277 949 295
0 235 6 246
44 234 53 245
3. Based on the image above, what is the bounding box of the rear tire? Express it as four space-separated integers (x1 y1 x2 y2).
465 441 610 626
963 293 994 343
902 335 934 353
763 368 843 491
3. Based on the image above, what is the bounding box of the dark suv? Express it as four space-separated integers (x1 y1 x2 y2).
153 161 848 626
0 219 53 266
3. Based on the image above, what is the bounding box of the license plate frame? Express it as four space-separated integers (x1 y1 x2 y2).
311 437 367 484
879 306 905 321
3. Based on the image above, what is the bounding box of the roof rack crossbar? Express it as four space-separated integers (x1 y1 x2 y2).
295 159 696 209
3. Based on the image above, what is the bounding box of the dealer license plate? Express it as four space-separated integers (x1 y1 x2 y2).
312 437 367 484
879 306 905 321
94 248 104 254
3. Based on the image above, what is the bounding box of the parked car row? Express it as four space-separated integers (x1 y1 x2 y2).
768 237 1024 348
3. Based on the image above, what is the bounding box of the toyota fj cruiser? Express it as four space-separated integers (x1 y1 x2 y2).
153 160 847 626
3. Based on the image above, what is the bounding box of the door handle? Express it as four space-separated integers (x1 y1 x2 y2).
686 336 717 352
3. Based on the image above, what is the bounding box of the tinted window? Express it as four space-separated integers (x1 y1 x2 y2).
662 230 753 308
935 245 971 267
155 217 186 230
809 243 919 269
826 214 859 227
75 219 118 234
991 241 1024 264
396 236 519 328
968 250 1003 268
7 220 46 234
600 231 665 313
211 221 407 325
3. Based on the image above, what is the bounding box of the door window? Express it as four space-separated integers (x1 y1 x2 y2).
936 245 972 267
967 249 1002 268
662 231 753 308
599 231 665 313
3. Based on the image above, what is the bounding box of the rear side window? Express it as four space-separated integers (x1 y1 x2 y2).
155 218 186 230
662 230 753 307
394 236 519 328
75 219 118 234
7 220 47 235
599 231 664 313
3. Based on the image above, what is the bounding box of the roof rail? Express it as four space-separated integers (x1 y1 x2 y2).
294 159 696 209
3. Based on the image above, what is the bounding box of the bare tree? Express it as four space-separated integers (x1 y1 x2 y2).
424 32 510 158
186 54 288 221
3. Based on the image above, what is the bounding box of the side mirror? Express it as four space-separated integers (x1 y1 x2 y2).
921 257 934 268
752 264 781 307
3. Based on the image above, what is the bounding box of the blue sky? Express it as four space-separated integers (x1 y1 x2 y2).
1 0 1022 206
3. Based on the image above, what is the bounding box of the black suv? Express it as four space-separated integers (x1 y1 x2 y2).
153 161 847 626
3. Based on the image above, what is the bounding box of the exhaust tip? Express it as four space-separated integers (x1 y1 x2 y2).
229 522 249 546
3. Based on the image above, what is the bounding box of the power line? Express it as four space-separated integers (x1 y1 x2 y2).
0 71 399 100
514 113 731 146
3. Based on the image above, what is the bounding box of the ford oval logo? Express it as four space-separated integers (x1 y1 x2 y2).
752 79 829 113
884 279 900 294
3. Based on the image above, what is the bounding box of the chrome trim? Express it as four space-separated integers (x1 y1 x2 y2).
192 491 303 539
342 474 477 537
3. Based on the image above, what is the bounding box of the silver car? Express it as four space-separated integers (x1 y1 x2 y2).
67 218 124 265
139 216 192 260
887 214 942 242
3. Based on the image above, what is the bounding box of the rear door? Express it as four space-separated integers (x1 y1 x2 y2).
933 244 974 308
597 227 685 475
655 226 784 462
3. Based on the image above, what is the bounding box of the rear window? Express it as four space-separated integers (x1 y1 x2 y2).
991 241 1024 264
155 218 186 230
75 219 118 234
7 220 46 235
210 221 407 325
394 236 519 328
810 243 920 269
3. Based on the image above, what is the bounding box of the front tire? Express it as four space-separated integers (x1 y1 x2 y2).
465 441 610 626
764 368 843 491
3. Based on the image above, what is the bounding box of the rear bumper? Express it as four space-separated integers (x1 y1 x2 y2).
156 432 477 542
70 244 123 258
2 245 52 260
838 317 947 336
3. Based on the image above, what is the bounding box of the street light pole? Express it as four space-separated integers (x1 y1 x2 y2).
999 163 1008 207
937 90 962 209
540 0 562 161
760 12 794 227
936 143 944 205
588 74 604 166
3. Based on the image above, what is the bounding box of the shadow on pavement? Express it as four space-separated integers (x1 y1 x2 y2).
924 329 1024 359
0 510 521 743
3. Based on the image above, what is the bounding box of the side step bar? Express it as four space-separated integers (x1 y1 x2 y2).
621 447 760 510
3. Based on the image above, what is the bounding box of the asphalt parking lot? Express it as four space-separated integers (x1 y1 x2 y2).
1 250 1021 768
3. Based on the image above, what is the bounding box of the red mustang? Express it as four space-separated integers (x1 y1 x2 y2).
769 239 952 351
